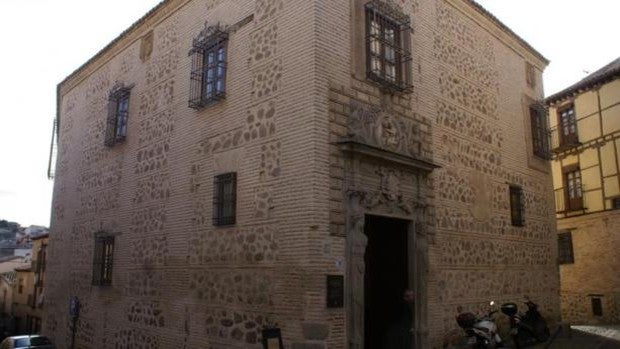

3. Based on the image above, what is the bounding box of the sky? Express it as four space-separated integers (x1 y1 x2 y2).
0 0 618 227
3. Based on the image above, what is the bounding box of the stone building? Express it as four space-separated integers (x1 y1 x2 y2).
45 0 560 347
547 57 620 325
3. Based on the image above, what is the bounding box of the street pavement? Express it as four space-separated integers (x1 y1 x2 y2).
535 325 620 349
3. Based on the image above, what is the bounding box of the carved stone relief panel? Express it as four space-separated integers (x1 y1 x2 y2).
347 101 423 158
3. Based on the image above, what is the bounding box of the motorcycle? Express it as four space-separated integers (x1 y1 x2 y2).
500 297 550 348
456 301 505 349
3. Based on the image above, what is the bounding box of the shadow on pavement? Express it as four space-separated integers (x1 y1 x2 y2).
544 325 620 349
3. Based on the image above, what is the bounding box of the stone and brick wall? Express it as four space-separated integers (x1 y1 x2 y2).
46 0 560 348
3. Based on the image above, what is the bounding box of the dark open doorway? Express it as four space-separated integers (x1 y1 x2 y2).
364 215 410 349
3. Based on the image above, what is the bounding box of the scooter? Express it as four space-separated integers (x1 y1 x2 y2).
456 301 505 349
500 297 550 348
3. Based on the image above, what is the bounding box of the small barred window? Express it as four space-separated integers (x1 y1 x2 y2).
189 23 228 109
558 231 574 264
530 103 550 159
509 185 524 227
213 172 237 226
365 1 412 92
92 235 114 286
105 84 131 147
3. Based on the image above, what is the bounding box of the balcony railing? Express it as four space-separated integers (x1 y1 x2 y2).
555 185 586 214
550 126 581 153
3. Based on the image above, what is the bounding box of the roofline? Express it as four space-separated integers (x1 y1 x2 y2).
464 0 549 65
31 233 50 241
545 67 620 105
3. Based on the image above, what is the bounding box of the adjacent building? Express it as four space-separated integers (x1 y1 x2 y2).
11 234 48 335
547 57 620 325
46 0 560 347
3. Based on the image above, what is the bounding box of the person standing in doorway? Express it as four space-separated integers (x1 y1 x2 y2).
384 289 415 348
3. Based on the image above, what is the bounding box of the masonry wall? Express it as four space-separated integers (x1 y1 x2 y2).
557 211 620 324
321 0 560 347
549 77 620 325
46 0 561 348
46 0 326 347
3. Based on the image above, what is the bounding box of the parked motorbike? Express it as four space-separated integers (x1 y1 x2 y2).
456 301 505 349
500 297 550 348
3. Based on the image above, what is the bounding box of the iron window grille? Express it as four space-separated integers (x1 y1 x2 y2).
557 231 574 264
591 297 603 316
365 1 413 93
530 102 551 160
105 83 132 147
509 185 524 227
188 23 228 109
92 235 114 286
213 172 237 226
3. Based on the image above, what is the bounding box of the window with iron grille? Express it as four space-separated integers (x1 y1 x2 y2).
213 172 237 226
92 235 114 286
530 103 550 159
591 297 603 316
365 1 412 92
188 23 228 109
104 84 131 147
509 185 524 226
558 104 578 146
558 231 574 264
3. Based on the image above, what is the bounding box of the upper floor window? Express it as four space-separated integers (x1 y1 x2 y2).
530 103 550 159
591 297 603 316
612 197 620 209
189 23 228 109
558 231 574 264
105 84 131 147
365 1 412 92
92 235 114 286
563 166 583 211
509 185 524 226
558 104 578 146
213 172 237 226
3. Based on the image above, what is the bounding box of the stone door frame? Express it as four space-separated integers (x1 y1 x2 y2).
345 189 429 349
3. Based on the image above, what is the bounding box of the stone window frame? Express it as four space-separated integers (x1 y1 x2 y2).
557 231 574 264
509 185 524 227
213 172 237 226
188 23 228 110
92 234 115 286
104 83 132 147
364 1 413 93
529 102 550 160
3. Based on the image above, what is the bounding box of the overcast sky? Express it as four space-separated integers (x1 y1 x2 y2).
0 0 618 227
